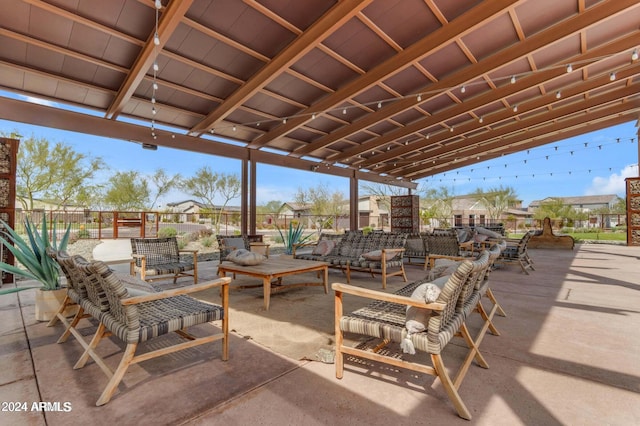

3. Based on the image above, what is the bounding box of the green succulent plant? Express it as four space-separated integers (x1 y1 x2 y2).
276 221 314 255
0 216 71 295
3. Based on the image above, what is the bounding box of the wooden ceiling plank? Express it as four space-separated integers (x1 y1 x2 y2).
354 31 640 166
250 0 522 150
318 2 640 163
23 0 144 46
0 28 128 74
105 0 194 119
390 83 640 177
411 110 637 179
189 0 373 135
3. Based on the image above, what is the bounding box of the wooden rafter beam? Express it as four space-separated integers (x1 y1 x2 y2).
189 0 373 135
105 0 193 119
249 0 521 150
296 0 638 160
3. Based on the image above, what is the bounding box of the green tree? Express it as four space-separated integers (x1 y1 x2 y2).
295 183 346 232
180 167 240 232
10 134 102 210
422 186 454 228
104 171 150 210
257 200 283 226
471 185 519 220
533 198 574 227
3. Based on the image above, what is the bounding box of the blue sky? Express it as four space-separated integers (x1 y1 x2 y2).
1 108 637 209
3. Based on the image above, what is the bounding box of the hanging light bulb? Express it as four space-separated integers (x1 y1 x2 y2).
556 91 561 99
510 75 516 84
153 61 159 72
153 82 159 90
342 108 347 115
609 72 616 81
632 49 639 61
311 113 316 120
566 64 572 73
152 106 157 115
377 101 382 109
232 125 237 132
283 118 287 124
155 0 162 9
153 32 160 45
512 104 518 112
460 85 466 93
417 94 422 102
479 116 483 123
151 97 156 104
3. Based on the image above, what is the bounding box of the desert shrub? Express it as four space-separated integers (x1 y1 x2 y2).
158 227 177 238
201 236 215 247
199 228 213 238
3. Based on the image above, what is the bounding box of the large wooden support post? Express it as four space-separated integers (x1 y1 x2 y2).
241 159 249 236
350 174 358 231
249 159 257 235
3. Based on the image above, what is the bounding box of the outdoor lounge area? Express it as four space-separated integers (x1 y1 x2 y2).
2 243 639 425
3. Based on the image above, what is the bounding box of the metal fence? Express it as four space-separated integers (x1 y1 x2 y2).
12 210 627 240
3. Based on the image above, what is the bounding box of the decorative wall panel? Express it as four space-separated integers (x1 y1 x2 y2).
390 195 419 233
626 177 640 246
0 138 18 284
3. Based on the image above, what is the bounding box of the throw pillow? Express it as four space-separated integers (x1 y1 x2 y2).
401 282 443 354
228 249 266 266
312 239 336 256
222 237 246 252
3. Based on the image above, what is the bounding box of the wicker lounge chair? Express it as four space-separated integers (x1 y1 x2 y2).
497 232 535 274
334 251 492 420
71 257 230 405
130 237 198 284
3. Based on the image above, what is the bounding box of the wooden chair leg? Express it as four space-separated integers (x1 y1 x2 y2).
334 291 345 379
96 343 137 406
47 294 72 327
454 323 489 390
56 307 89 343
75 322 107 370
431 353 472 420
486 288 506 317
476 300 500 336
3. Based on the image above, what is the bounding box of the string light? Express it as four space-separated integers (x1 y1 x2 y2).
566 64 573 73
460 86 466 93
510 75 516 84
556 91 561 99
632 49 639 61
150 1 161 139
609 72 616 81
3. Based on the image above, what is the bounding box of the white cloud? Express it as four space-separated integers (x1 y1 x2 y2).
585 164 639 195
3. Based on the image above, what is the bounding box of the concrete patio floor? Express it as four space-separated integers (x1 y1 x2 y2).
1 243 639 425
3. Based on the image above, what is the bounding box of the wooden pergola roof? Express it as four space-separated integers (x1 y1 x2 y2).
1 0 639 190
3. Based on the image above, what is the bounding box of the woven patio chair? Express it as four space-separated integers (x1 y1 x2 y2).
216 234 270 262
496 231 535 274
130 237 198 284
334 251 491 420
72 258 230 406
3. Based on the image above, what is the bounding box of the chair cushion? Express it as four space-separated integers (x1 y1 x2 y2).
475 226 502 239
228 249 266 266
222 237 247 251
360 250 398 261
405 283 442 333
474 234 489 243
312 239 336 256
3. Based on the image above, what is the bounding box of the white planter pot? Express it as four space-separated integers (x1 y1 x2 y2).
34 288 77 322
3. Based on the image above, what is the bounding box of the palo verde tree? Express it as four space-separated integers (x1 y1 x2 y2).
9 133 102 210
147 168 181 210
180 167 240 232
471 185 519 221
294 183 347 232
104 171 150 210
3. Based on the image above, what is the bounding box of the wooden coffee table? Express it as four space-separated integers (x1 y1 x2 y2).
217 257 329 310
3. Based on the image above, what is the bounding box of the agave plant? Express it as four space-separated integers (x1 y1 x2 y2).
276 221 314 255
0 216 71 295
